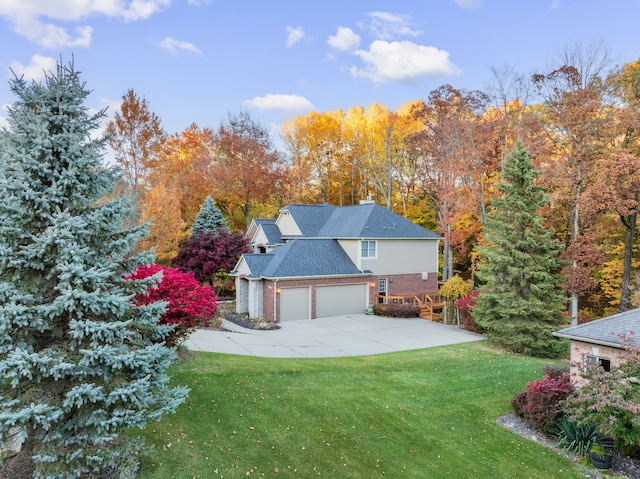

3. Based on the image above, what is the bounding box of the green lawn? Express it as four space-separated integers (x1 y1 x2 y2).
136 342 586 479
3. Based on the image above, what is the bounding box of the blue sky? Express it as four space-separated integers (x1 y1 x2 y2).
1 0 639 142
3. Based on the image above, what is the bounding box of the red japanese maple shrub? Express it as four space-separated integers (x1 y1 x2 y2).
128 264 218 347
455 290 482 333
521 367 574 434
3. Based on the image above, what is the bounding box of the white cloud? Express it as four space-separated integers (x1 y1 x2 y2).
286 26 305 48
454 0 484 9
9 54 58 82
242 94 315 114
351 40 462 84
364 11 422 40
327 27 360 52
0 0 172 48
159 36 202 54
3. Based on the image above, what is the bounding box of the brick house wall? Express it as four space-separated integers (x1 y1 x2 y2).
376 272 439 296
262 276 372 322
569 340 628 383
259 272 439 322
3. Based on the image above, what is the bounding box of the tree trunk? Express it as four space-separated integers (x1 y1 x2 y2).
570 173 582 327
619 210 637 312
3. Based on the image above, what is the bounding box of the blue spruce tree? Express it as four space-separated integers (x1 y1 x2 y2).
0 62 187 478
192 195 227 236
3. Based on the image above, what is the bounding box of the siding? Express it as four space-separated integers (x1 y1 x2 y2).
361 239 438 275
235 258 251 276
252 228 269 252
275 211 302 236
338 239 359 266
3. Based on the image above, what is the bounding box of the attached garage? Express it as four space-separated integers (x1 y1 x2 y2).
316 283 368 318
279 287 310 321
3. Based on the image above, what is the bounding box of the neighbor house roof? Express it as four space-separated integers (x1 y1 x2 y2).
554 308 640 348
239 239 368 279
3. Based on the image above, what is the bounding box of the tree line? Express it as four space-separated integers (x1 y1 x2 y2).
108 44 640 323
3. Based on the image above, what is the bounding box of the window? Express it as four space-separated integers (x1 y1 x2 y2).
361 240 377 259
585 354 611 372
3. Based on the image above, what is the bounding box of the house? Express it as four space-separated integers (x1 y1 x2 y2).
554 308 640 376
246 219 282 253
232 201 441 322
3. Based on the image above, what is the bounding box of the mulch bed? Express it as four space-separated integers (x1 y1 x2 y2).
497 414 640 479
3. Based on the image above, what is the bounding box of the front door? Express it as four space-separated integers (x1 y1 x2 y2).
378 278 387 304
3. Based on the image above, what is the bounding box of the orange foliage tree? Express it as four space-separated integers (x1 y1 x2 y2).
213 112 284 230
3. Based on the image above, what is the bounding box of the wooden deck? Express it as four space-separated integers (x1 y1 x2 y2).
375 291 444 321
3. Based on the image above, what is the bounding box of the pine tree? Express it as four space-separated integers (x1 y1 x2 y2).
472 142 567 358
0 62 187 478
192 195 227 236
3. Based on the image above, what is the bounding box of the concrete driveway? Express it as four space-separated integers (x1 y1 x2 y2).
186 313 485 358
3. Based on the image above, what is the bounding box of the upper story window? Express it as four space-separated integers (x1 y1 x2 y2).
361 240 377 259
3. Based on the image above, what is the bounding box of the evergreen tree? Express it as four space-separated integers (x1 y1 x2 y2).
0 62 187 478
472 142 566 358
192 195 227 236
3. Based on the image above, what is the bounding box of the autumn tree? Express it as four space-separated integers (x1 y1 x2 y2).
213 112 283 230
140 123 216 261
580 59 640 311
347 102 421 210
409 85 498 280
172 230 250 290
106 88 165 225
533 44 615 325
472 143 566 358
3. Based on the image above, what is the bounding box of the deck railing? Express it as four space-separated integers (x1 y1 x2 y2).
374 291 443 321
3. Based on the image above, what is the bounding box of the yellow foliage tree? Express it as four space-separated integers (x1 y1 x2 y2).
439 275 473 324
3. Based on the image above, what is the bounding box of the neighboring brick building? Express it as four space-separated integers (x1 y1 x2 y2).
554 308 640 379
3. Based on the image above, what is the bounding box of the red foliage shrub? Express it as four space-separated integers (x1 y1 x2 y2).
127 264 218 347
510 391 528 418
521 369 574 434
455 290 482 332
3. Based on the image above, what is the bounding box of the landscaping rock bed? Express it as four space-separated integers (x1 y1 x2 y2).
216 302 280 331
497 414 640 479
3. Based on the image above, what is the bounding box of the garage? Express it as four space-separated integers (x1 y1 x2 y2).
279 287 310 321
316 283 368 318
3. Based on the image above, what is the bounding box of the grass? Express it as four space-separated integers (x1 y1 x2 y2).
136 342 585 479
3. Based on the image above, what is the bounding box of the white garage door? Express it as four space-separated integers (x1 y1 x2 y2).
279 287 310 321
316 283 368 318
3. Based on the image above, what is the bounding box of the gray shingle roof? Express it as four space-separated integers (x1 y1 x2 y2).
317 202 440 239
281 204 336 236
554 308 640 348
261 223 283 245
244 239 366 278
240 254 273 279
254 219 276 226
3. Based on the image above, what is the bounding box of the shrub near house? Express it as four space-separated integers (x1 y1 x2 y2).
128 264 218 347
